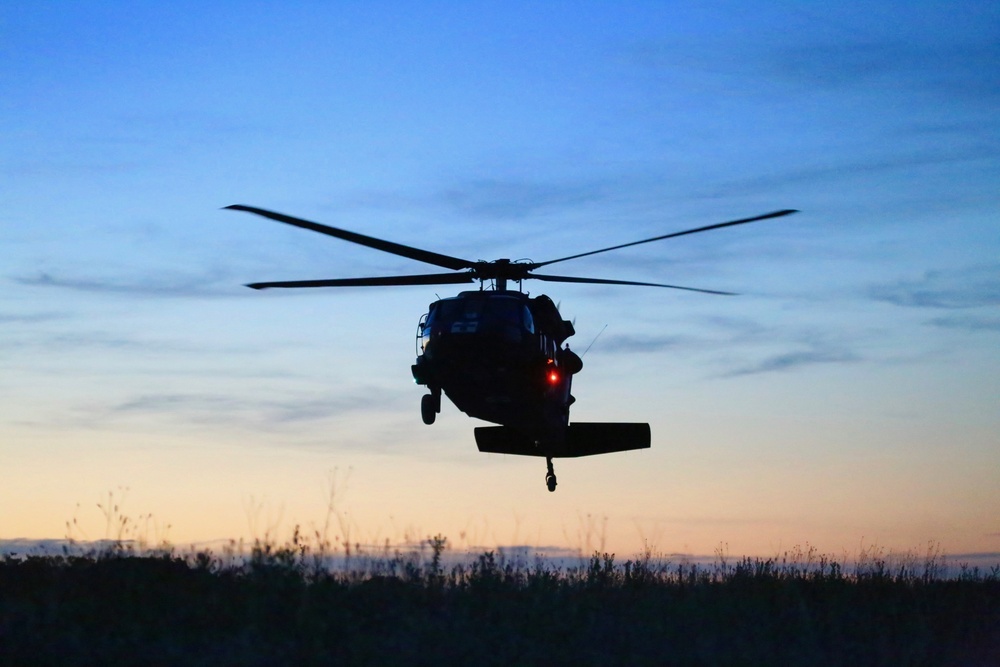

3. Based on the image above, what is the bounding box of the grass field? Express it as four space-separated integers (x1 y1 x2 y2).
1 534 998 666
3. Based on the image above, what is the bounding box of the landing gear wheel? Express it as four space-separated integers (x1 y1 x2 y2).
545 457 557 492
420 394 436 425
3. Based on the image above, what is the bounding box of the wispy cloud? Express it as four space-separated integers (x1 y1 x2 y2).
0 158 149 179
77 388 412 433
3 110 266 180
0 311 66 324
591 314 865 378
333 177 614 223
927 314 1000 333
722 347 860 378
869 265 1000 309
13 271 237 299
598 334 691 354
585 316 758 358
116 391 385 422
1 329 269 358
630 19 1000 103
701 146 999 200
708 319 864 377
440 179 609 220
0 331 160 354
769 37 1000 102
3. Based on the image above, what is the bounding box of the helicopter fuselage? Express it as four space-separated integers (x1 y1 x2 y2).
411 290 581 445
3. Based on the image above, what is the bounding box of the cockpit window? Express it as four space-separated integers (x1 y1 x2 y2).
463 299 485 319
430 296 531 342
522 306 535 334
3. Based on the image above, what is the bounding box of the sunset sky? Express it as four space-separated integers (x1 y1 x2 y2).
3 1 998 561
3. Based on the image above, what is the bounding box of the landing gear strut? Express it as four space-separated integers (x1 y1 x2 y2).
545 457 557 492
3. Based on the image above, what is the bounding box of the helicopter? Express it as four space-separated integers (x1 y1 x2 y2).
228 204 798 491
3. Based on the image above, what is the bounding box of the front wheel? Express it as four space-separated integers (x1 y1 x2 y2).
420 394 436 425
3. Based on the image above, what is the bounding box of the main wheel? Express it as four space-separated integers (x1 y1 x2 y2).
420 394 436 425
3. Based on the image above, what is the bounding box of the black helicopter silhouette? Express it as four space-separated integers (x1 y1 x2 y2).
229 205 797 491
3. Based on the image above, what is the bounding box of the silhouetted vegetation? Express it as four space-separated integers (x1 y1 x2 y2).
1 537 998 666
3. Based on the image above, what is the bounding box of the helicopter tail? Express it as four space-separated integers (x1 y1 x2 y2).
475 423 650 458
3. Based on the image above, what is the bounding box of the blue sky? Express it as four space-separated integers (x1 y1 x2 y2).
2 1 998 558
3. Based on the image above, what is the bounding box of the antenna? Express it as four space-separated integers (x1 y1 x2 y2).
581 324 608 357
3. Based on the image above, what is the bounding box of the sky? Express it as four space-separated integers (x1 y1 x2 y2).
2 1 998 561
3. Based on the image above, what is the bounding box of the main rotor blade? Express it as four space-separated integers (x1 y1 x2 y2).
226 205 475 271
530 273 735 295
246 272 476 290
532 209 798 269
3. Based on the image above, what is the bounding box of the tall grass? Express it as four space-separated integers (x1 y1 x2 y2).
3 484 996 664
2 530 998 666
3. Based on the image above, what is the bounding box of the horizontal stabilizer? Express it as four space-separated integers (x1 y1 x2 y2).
475 423 650 458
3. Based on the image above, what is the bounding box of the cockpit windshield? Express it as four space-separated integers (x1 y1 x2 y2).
425 295 534 343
